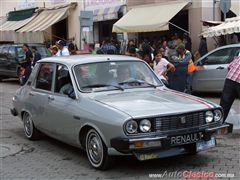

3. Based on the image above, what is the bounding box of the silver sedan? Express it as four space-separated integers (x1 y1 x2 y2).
11 55 229 170
193 43 240 92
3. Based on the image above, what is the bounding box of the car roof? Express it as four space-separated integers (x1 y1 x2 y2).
0 43 46 47
37 55 142 66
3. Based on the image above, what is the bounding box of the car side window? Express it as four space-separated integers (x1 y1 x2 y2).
201 48 233 65
35 63 54 91
8 46 16 58
227 47 240 63
54 64 73 95
2 46 9 55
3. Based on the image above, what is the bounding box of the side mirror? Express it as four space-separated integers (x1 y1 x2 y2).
66 89 76 99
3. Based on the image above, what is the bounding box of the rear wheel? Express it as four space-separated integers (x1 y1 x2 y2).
22 112 41 140
85 129 113 170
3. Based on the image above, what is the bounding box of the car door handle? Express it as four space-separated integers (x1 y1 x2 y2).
48 95 55 101
216 66 224 70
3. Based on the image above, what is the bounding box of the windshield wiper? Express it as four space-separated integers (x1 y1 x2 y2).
81 84 124 91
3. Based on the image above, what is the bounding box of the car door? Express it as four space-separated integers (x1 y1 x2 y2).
0 46 9 76
28 63 55 133
192 47 234 92
44 64 80 144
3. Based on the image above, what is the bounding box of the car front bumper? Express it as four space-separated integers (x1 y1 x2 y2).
111 123 230 154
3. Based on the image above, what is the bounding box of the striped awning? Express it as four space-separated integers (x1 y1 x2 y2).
201 16 240 37
93 5 122 22
17 7 71 32
0 14 37 31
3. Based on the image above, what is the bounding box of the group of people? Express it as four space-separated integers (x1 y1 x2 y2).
124 33 206 93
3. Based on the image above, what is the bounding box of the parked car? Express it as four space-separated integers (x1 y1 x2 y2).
0 43 51 82
192 44 240 92
11 55 229 170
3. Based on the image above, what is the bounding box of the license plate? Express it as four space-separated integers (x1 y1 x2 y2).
170 132 202 146
196 137 216 151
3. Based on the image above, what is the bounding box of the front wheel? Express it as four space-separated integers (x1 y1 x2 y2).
22 112 41 140
85 129 113 170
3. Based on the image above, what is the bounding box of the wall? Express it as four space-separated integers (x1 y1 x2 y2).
189 0 221 54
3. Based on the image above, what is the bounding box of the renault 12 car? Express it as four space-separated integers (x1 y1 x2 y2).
11 55 230 170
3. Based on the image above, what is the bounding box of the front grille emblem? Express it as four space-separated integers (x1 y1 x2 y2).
180 116 186 124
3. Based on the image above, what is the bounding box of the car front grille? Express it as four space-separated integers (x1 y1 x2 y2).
154 111 205 131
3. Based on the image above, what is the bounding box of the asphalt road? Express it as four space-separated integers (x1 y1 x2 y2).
1 79 239 180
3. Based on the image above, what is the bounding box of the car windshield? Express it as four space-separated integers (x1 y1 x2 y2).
73 61 163 92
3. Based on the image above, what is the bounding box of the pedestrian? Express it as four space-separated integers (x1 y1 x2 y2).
98 38 116 54
89 43 97 55
19 44 33 85
194 36 208 58
126 46 136 57
31 46 41 67
220 56 240 122
174 43 196 93
153 51 175 81
51 45 58 56
68 43 77 55
56 40 70 56
82 38 89 52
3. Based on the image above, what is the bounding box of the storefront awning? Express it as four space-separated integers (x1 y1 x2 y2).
112 1 189 33
17 3 76 32
201 20 222 27
0 14 37 31
201 16 240 37
230 1 240 16
93 5 122 22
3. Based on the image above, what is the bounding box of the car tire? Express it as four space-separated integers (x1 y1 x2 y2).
22 112 41 140
85 129 113 170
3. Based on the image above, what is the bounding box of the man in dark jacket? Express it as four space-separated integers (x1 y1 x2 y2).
31 46 41 67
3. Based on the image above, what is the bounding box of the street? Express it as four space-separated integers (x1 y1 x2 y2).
1 79 240 180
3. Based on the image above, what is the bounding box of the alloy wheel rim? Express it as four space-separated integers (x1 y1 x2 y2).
24 114 33 137
87 132 103 165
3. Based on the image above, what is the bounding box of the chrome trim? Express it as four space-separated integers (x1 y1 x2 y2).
205 124 229 132
129 136 167 142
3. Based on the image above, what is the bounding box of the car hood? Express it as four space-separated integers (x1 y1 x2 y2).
91 88 217 118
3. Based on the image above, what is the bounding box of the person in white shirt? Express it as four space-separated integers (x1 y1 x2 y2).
56 40 70 56
153 51 175 80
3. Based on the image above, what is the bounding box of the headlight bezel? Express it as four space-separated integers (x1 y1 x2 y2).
205 110 214 123
125 120 138 134
139 119 152 133
213 109 223 122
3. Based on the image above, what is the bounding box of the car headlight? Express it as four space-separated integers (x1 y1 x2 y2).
205 111 214 123
125 120 138 134
139 119 151 132
214 109 222 121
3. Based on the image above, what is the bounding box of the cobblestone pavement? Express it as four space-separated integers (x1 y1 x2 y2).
0 80 239 180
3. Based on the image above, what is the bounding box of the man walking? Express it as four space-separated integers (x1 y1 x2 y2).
220 56 240 122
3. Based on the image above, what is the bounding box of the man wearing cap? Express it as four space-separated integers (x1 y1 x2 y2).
173 43 196 93
56 40 70 56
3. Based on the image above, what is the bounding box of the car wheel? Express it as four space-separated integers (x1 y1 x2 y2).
85 129 113 170
22 112 41 140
